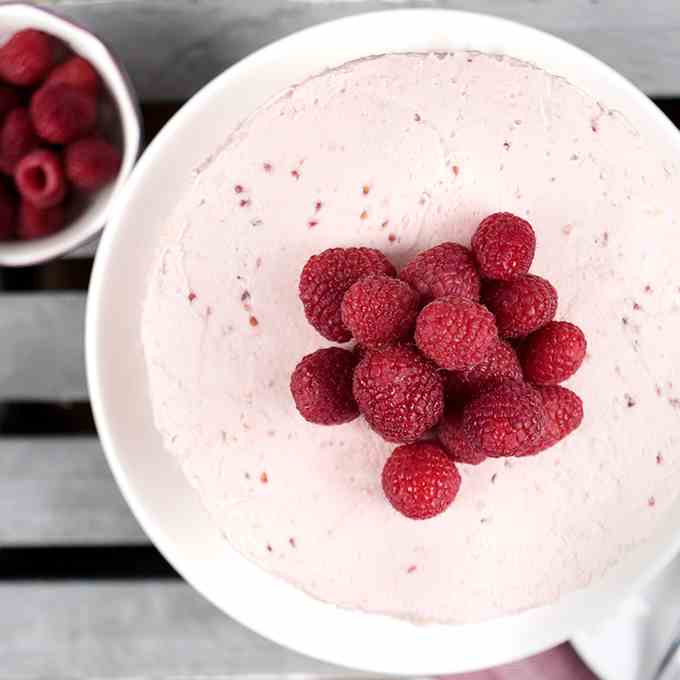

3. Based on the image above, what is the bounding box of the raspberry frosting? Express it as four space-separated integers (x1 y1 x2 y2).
142 52 680 623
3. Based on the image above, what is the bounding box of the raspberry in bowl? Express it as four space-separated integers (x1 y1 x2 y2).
0 3 140 266
88 10 680 675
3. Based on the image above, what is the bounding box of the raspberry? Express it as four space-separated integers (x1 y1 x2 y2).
382 441 461 519
438 409 486 465
352 343 369 363
353 344 444 443
520 385 583 456
472 212 536 281
290 347 359 425
341 274 419 348
445 339 522 402
0 86 21 120
400 242 480 303
0 108 38 174
521 321 587 385
17 200 65 240
462 380 545 457
0 30 54 86
30 83 97 144
15 149 66 209
415 296 497 370
65 137 121 190
484 274 558 338
299 247 395 342
45 56 100 95
0 181 16 240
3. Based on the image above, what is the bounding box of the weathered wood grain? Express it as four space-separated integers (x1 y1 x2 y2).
0 294 87 400
65 237 99 259
0 581 349 677
48 0 680 99
0 437 146 544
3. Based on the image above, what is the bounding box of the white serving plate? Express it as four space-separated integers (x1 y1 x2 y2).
86 9 680 674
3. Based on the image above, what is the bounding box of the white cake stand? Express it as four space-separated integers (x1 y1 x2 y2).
86 9 680 674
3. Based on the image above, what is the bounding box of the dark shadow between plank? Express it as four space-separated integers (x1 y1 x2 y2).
653 97 680 125
0 258 93 291
0 545 178 580
0 402 95 435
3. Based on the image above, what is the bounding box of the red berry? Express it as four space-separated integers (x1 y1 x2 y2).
415 296 497 370
290 347 359 425
540 385 583 437
352 343 369 364
382 441 461 519
521 321 587 385
0 86 21 120
445 339 522 402
17 200 65 240
299 247 396 342
472 212 536 281
0 181 16 240
30 83 97 144
0 108 38 174
15 149 66 209
65 136 121 190
484 274 558 338
438 409 486 465
45 56 100 95
520 385 584 456
0 30 54 86
341 274 420 349
462 380 545 457
353 344 444 443
400 242 480 303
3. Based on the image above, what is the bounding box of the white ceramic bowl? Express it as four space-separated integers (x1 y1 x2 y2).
86 9 680 674
0 2 141 267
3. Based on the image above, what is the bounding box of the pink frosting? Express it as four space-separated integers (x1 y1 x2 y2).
142 52 680 623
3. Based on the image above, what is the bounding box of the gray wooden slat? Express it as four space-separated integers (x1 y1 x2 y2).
65 236 99 259
0 437 146 544
0 582 352 677
49 0 680 99
0 293 87 401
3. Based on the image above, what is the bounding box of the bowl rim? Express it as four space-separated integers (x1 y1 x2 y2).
86 8 680 674
0 1 142 267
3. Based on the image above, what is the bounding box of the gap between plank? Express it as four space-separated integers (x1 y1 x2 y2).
0 401 95 435
0 545 178 580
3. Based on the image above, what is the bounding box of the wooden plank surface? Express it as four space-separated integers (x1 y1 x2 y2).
0 582 349 677
0 437 146 544
0 294 86 401
49 0 680 98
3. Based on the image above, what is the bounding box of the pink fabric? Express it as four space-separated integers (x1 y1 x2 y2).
442 644 600 680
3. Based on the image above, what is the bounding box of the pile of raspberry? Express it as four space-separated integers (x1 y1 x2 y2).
0 29 121 241
291 212 586 520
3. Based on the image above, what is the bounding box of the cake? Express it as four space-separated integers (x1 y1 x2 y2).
141 52 680 623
